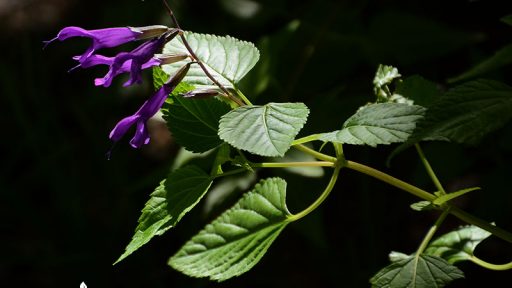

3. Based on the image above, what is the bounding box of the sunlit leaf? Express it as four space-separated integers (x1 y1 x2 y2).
218 103 309 156
425 225 492 264
115 166 212 263
433 187 480 206
319 103 425 147
169 178 291 281
162 31 260 89
370 254 464 288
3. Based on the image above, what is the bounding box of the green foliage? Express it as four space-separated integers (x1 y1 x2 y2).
116 166 213 263
425 225 492 264
218 103 309 156
163 93 231 153
169 178 291 281
370 254 464 288
373 64 401 101
407 79 512 145
153 66 169 89
162 31 260 89
432 187 480 206
319 103 425 147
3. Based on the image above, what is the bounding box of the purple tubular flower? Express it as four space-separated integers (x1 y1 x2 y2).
44 26 143 62
73 54 161 87
109 62 192 148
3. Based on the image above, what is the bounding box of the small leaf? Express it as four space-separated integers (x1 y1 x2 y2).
218 103 309 156
374 64 401 89
448 44 512 83
407 79 512 145
163 93 231 153
389 251 411 262
433 187 480 206
396 75 442 107
162 31 260 89
410 201 435 211
370 254 464 288
169 178 291 281
318 103 425 147
153 66 169 90
115 166 212 263
424 225 492 264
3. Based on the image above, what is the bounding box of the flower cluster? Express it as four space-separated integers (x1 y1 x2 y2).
45 25 192 148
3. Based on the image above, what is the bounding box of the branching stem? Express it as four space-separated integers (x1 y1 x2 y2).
415 144 446 194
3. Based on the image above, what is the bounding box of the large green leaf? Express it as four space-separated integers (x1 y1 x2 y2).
163 93 231 153
162 31 260 88
448 44 512 83
408 79 512 145
218 102 309 156
318 103 425 147
115 166 213 264
370 254 464 288
169 178 291 281
424 225 492 264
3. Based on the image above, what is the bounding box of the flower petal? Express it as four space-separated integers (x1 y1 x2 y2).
109 114 140 142
129 120 150 148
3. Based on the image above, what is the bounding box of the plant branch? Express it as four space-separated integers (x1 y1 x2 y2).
291 134 320 146
345 160 512 244
162 0 245 107
252 161 334 168
470 256 512 271
416 208 451 255
415 144 446 194
293 144 337 163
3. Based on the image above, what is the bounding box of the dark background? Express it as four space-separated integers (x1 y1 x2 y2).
1 0 512 287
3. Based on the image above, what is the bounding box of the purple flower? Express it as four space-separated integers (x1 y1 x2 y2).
44 26 142 62
74 54 161 87
109 63 192 148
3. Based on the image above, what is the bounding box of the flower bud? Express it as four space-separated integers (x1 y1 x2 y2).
183 88 220 99
155 53 190 65
129 25 170 39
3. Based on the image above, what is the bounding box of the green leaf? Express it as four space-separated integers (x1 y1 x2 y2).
169 177 291 281
163 94 231 153
424 225 492 264
408 79 512 145
162 31 260 89
218 103 309 157
410 201 435 211
318 103 425 147
370 254 464 288
374 64 401 89
448 44 512 83
396 75 442 107
115 166 213 264
389 251 411 262
433 187 480 206
153 66 169 90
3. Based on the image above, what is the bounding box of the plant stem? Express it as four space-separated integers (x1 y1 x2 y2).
162 0 245 107
415 144 445 194
291 134 320 146
288 163 341 222
470 256 512 271
234 87 253 106
345 160 435 201
252 161 335 168
416 208 451 255
293 144 337 163
345 160 512 244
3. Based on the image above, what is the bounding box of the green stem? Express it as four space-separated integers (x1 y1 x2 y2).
345 160 512 244
288 163 341 222
291 134 320 146
470 256 512 271
252 161 335 168
234 87 253 106
293 144 337 163
416 208 451 255
345 160 435 201
415 144 445 194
